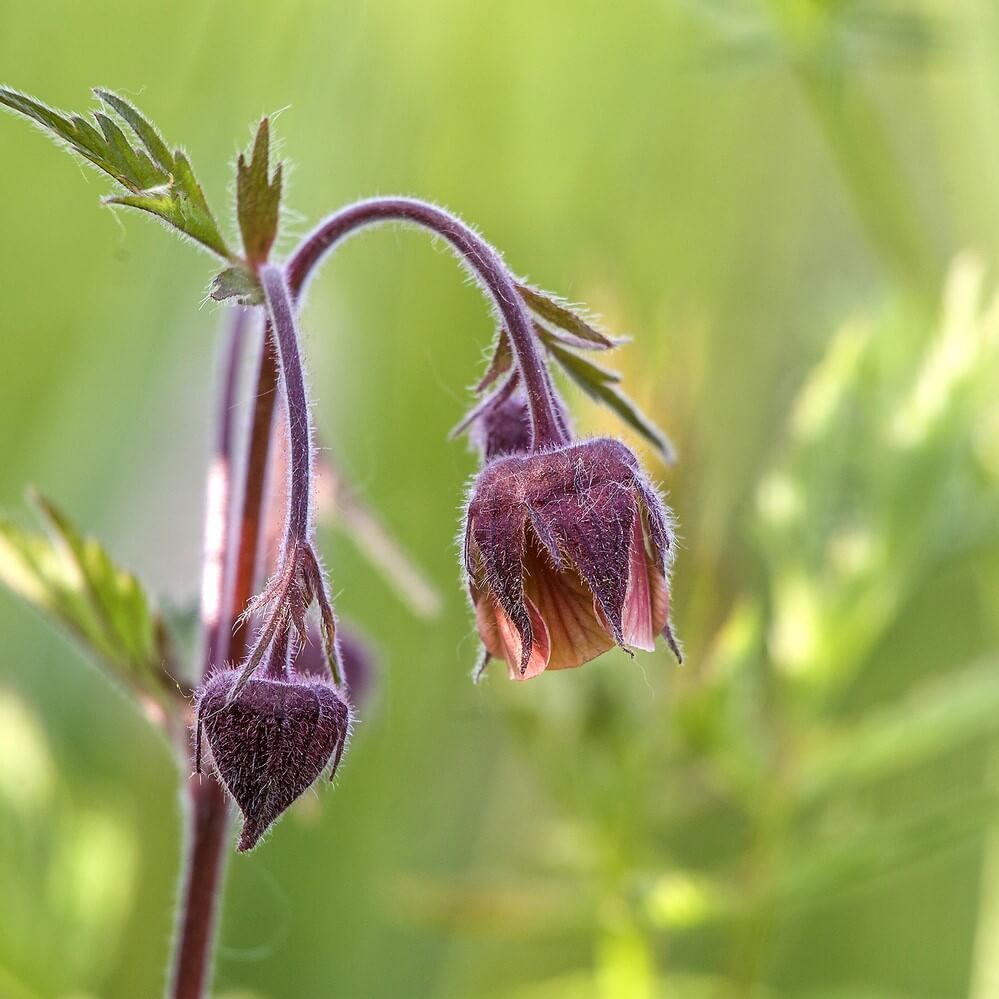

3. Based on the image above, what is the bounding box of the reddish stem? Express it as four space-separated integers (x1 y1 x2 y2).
169 776 230 999
169 312 279 999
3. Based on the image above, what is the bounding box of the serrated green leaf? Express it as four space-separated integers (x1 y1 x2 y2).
0 85 233 260
209 265 264 305
93 112 160 189
94 88 172 171
517 282 618 349
236 117 282 265
1 88 122 179
545 339 677 463
0 491 176 707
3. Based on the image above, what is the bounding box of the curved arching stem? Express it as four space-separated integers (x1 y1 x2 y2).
286 197 567 452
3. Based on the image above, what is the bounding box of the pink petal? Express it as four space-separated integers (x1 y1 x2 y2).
622 514 671 653
524 537 615 670
494 595 551 680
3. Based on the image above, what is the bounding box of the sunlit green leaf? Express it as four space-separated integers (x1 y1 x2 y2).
0 86 233 259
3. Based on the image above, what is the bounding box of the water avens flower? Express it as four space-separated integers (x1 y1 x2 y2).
196 662 350 852
464 437 680 680
1 84 683 997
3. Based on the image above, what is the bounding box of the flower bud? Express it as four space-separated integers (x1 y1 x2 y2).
455 377 572 462
471 391 533 459
196 668 351 851
463 437 678 680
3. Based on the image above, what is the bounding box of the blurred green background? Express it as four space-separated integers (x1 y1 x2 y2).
3 1 999 996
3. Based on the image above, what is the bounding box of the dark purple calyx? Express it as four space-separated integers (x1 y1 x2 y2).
463 436 677 678
196 668 351 851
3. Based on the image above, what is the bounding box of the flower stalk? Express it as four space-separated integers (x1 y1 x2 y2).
286 197 568 452
227 264 340 700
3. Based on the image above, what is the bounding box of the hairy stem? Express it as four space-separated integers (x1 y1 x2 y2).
260 264 313 548
169 313 278 999
286 196 567 451
169 776 230 999
227 264 340 689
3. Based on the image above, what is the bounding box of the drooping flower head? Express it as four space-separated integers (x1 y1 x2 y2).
196 636 351 852
464 436 680 681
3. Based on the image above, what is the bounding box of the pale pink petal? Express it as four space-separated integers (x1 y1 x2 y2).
622 516 656 650
494 596 551 680
524 536 615 670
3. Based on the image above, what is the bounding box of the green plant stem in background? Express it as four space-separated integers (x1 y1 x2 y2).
796 68 941 300
763 1 943 301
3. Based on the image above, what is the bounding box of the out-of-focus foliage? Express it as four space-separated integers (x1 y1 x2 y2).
1 1 999 997
0 492 176 708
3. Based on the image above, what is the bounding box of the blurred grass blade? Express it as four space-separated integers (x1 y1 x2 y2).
796 657 999 805
779 783 999 915
0 490 175 707
313 454 442 619
334 488 443 620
